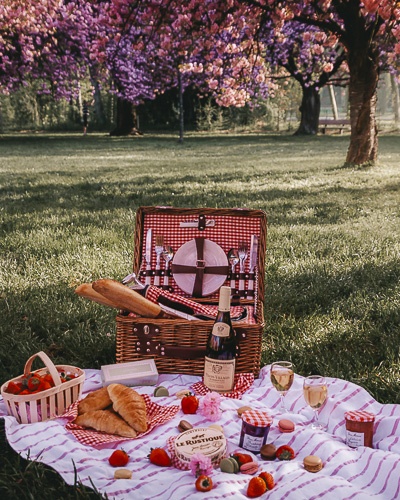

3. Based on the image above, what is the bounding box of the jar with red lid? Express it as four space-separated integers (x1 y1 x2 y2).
239 410 272 453
344 410 375 448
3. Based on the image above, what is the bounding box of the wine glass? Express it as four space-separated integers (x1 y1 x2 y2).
270 361 294 413
303 375 328 430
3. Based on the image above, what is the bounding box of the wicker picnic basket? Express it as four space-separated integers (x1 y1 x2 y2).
116 206 267 377
0 351 84 424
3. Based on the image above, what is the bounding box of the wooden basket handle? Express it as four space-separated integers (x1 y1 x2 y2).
23 351 62 387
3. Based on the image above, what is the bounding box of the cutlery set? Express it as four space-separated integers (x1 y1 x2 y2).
144 229 174 290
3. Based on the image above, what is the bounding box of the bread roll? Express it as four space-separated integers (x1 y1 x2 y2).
74 409 137 438
78 387 112 415
107 383 147 433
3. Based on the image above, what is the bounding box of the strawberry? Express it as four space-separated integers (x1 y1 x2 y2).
276 444 295 461
27 376 41 392
108 449 129 467
6 381 24 395
232 452 253 467
259 471 275 490
181 393 199 414
247 476 267 498
195 475 213 492
148 447 172 467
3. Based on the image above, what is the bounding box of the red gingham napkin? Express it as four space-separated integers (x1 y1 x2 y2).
167 435 190 470
63 395 179 447
135 285 256 324
190 373 254 399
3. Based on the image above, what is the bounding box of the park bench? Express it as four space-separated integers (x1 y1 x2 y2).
319 118 350 134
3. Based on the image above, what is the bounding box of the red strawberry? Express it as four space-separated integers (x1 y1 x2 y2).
259 471 275 490
108 449 129 467
195 475 213 492
27 376 41 392
247 476 267 498
181 393 199 414
276 444 295 461
148 447 172 467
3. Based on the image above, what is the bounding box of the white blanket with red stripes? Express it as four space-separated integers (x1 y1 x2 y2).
1 366 399 499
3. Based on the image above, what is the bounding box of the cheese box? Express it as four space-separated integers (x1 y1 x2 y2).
116 206 267 376
101 359 159 387
174 427 227 467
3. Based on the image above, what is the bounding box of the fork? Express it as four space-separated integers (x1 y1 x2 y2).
154 235 164 286
238 241 248 291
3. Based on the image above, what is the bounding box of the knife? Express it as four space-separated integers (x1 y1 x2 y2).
145 228 152 285
248 234 258 294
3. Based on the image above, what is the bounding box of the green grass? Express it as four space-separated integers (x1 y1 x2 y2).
0 131 399 498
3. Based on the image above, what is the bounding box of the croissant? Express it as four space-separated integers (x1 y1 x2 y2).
74 409 137 438
78 387 112 415
107 383 147 433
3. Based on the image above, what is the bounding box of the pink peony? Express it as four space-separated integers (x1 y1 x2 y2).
189 452 213 477
199 392 222 421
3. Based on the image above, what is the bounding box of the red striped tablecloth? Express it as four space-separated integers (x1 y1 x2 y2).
1 366 399 499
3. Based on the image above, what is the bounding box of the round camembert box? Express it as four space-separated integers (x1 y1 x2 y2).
174 427 227 467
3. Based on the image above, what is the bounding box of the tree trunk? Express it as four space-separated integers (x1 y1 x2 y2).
177 68 184 143
345 49 379 165
91 77 106 128
294 86 320 135
391 73 400 128
110 97 141 136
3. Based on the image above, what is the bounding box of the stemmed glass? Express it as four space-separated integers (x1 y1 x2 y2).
303 375 328 430
270 361 294 413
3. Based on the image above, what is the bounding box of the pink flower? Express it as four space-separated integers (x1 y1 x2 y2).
199 392 222 421
189 452 213 477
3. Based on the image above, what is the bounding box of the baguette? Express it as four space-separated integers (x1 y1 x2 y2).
107 383 147 433
92 279 163 318
74 409 137 438
75 283 119 308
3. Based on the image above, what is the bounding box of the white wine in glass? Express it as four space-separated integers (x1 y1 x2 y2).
303 375 328 430
270 361 294 412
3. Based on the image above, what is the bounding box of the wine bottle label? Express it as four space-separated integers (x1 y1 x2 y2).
211 322 230 337
204 357 235 392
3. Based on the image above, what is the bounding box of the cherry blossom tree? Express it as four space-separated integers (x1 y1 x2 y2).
240 0 400 164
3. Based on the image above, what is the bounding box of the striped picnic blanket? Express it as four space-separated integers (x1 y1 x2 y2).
1 366 400 499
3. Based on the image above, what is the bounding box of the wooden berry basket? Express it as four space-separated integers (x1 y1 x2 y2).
0 351 84 424
116 206 267 377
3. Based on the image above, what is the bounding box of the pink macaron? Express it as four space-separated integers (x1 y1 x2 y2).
278 418 295 433
240 461 259 475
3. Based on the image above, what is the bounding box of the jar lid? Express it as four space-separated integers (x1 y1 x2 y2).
242 410 272 426
345 410 375 422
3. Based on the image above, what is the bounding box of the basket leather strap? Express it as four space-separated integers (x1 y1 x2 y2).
171 237 229 298
132 324 246 359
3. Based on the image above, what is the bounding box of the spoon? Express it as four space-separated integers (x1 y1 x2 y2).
162 246 174 288
228 248 239 290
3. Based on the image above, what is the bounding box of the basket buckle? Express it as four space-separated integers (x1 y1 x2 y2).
196 259 206 269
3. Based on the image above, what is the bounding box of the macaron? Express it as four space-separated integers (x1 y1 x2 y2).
114 468 132 479
278 418 295 433
240 461 259 475
175 389 190 399
153 386 169 397
177 419 193 433
208 423 224 434
220 457 239 474
237 406 252 417
303 455 323 473
260 443 277 460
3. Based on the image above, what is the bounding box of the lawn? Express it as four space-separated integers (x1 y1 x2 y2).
0 131 399 498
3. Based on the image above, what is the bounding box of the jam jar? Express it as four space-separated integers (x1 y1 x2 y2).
344 410 375 448
239 410 272 453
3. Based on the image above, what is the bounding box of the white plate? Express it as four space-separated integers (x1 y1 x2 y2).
172 239 228 296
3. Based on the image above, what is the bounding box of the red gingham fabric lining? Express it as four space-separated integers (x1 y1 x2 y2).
191 373 254 399
139 213 261 299
63 395 179 448
144 285 256 324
